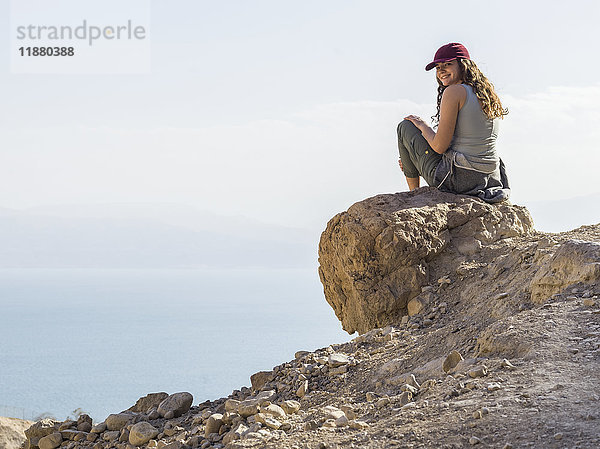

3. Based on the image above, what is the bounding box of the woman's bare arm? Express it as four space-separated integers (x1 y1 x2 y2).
404 84 466 154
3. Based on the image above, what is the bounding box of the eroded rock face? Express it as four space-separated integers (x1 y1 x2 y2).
318 188 534 334
530 240 600 303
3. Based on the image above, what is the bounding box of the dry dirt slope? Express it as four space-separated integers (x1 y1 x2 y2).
20 190 600 449
0 417 34 449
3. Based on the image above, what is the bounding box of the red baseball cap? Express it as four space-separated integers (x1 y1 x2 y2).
425 43 470 71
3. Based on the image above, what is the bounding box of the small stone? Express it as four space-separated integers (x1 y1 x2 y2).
502 444 513 449
335 415 349 427
443 350 464 373
91 422 107 433
106 413 134 431
401 384 419 395
304 420 319 431
401 315 410 324
407 298 425 316
163 426 183 437
280 400 301 415
129 422 159 447
224 399 240 412
59 421 76 431
583 298 596 307
469 436 481 445
468 366 488 378
147 409 160 420
295 350 310 359
329 366 348 375
554 432 563 440
322 405 345 420
340 404 357 420
204 414 224 437
494 292 509 300
157 392 194 419
500 359 516 370
465 381 478 390
405 374 421 389
163 442 185 449
349 420 369 430
250 371 273 391
487 383 502 392
328 353 350 367
296 380 309 398
321 419 336 428
77 421 92 433
185 435 201 447
365 392 378 402
128 393 170 414
438 276 451 284
118 429 129 443
398 391 413 406
222 422 249 445
103 430 120 441
376 397 390 408
256 413 281 430
38 432 63 449
238 399 259 417
260 404 286 420
472 410 483 419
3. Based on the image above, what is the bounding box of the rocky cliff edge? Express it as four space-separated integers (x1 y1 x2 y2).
21 188 600 449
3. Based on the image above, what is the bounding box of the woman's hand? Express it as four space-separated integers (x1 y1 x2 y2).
404 114 437 152
398 158 403 170
404 115 427 132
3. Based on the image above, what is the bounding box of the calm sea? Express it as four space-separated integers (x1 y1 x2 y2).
0 268 350 422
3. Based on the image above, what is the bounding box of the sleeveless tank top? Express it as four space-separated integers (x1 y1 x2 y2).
451 84 499 174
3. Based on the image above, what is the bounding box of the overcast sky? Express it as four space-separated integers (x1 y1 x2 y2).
1 0 598 232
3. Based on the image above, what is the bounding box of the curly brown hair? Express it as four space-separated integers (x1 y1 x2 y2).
432 58 508 125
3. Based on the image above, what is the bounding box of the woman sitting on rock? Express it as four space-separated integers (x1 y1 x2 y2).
397 42 510 202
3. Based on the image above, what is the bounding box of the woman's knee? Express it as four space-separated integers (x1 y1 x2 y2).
397 119 418 139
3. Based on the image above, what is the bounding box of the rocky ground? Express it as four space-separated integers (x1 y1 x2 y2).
1 417 34 449
19 189 600 449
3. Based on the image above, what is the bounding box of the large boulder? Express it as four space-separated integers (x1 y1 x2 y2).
157 392 193 418
127 392 169 414
318 188 533 334
23 419 60 449
105 413 135 431
129 422 159 446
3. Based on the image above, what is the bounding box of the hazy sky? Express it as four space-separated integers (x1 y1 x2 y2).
1 0 599 231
